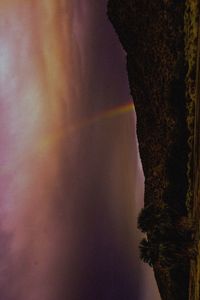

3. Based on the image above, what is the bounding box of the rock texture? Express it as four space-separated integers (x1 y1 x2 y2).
107 1 191 299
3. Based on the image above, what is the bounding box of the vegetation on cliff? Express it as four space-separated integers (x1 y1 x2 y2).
107 1 199 299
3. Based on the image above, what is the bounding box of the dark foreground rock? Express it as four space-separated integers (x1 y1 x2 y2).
107 1 192 299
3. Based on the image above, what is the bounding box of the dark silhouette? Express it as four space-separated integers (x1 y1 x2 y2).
139 238 157 267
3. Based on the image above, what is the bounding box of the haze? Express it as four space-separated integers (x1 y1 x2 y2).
0 1 160 299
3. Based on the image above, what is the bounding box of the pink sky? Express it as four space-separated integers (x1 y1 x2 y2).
0 1 160 299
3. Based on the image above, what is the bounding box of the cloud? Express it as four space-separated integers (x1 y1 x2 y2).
0 1 154 299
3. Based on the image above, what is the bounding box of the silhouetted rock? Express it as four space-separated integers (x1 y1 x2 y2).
107 1 198 299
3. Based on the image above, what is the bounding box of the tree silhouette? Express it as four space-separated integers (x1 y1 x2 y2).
139 238 158 267
137 203 191 239
138 204 197 270
137 204 155 233
137 203 176 233
139 238 198 269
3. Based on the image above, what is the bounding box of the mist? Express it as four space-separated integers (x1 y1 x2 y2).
0 1 159 299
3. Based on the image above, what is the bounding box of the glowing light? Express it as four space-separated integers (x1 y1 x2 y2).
37 101 135 152
0 98 135 175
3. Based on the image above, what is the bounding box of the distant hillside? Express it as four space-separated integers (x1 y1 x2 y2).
107 1 198 299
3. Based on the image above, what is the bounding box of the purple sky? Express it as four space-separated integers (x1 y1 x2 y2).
0 1 160 299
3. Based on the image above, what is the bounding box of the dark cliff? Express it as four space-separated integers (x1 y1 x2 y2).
107 1 194 299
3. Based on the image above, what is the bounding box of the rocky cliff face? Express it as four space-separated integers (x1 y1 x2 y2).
107 1 191 299
107 0 189 212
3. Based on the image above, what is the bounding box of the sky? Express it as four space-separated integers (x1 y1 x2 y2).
0 0 160 299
